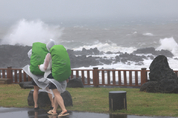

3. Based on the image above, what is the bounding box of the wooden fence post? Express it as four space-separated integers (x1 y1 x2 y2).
93 67 99 87
7 67 12 83
141 68 147 85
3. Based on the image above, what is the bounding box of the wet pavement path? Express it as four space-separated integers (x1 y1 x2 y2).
0 107 177 118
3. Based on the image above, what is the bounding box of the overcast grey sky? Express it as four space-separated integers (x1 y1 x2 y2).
1 0 178 26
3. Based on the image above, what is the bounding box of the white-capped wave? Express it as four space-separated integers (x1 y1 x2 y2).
72 41 137 53
156 37 178 57
1 19 63 46
143 32 154 36
74 60 150 70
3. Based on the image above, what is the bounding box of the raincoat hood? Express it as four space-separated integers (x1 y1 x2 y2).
46 39 56 51
27 49 32 58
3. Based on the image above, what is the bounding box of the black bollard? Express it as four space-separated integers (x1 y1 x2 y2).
109 91 127 111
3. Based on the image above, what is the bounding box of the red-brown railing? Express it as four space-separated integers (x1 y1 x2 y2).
0 67 151 87
71 68 149 87
0 67 32 83
2 67 178 87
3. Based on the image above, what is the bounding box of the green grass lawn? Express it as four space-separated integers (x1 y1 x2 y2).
0 84 178 117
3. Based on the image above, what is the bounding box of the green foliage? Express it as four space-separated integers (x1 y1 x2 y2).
0 84 178 117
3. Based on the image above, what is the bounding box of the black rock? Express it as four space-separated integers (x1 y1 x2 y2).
19 81 33 89
140 81 158 93
140 79 178 93
67 78 84 88
27 89 73 107
61 91 73 107
27 89 51 107
149 55 177 81
140 55 178 93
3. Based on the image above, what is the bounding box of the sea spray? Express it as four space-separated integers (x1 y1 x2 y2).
156 37 178 57
0 19 63 46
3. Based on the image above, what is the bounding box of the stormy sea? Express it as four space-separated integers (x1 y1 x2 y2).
0 18 178 71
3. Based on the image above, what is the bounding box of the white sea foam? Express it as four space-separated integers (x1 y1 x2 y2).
143 32 154 36
133 31 137 34
72 37 178 70
72 41 137 53
1 19 63 46
156 37 178 57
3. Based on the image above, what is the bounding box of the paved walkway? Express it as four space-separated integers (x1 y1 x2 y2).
0 107 177 118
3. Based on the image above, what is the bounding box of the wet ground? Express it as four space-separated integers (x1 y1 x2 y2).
0 107 177 118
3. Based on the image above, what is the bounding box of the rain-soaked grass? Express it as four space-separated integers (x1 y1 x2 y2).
1 84 178 117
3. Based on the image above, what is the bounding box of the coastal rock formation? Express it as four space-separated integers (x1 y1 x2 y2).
140 55 178 93
0 45 174 68
114 52 147 64
0 45 31 68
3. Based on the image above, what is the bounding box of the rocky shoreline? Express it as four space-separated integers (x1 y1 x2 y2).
0 45 174 69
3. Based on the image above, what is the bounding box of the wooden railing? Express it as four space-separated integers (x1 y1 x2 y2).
0 67 151 87
71 68 149 87
1 67 178 87
0 67 31 83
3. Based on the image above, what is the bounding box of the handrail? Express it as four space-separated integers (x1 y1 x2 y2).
0 67 152 87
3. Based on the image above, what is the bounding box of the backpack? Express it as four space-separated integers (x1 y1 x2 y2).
30 42 49 75
50 45 71 81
